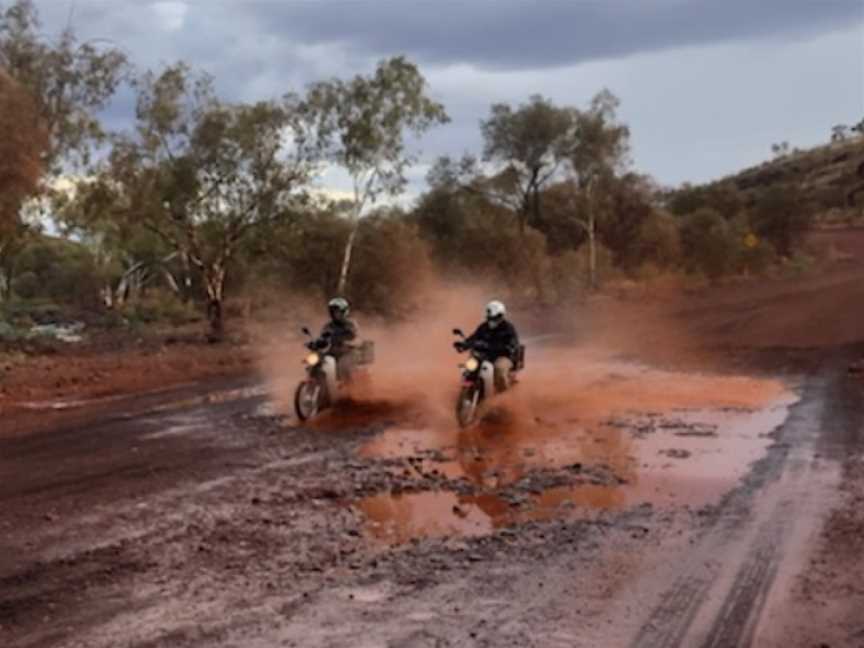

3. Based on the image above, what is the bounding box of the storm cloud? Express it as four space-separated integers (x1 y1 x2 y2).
28 0 864 188
251 0 864 70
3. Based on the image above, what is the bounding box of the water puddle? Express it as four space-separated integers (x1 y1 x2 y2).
353 362 797 544
10 384 267 415
15 394 129 411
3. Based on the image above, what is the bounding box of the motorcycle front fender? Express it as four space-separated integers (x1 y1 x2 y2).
305 356 337 398
479 361 495 398
320 355 338 399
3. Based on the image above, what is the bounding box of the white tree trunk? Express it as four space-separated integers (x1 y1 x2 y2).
205 265 227 340
337 224 359 295
162 268 181 295
588 211 597 291
336 180 368 295
114 261 147 307
101 284 113 308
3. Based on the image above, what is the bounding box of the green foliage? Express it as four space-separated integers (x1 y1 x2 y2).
0 6 826 329
570 240 617 287
346 214 432 318
568 89 631 189
248 206 351 300
749 184 812 257
0 299 62 325
482 95 573 173
0 0 125 311
126 291 200 326
633 210 682 271
305 56 449 204
739 237 777 275
238 204 432 318
787 251 816 276
304 56 449 293
771 141 791 159
480 94 574 228
529 182 588 254
680 208 741 279
0 0 128 172
12 236 104 305
70 62 317 337
666 182 744 219
413 187 532 286
0 319 17 341
594 173 659 270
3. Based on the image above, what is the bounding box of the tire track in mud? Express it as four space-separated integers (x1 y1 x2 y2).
699 507 786 648
633 367 846 648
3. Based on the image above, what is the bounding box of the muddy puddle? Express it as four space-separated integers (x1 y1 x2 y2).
352 360 797 544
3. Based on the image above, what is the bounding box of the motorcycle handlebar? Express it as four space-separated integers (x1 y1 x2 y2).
454 339 489 353
306 338 330 351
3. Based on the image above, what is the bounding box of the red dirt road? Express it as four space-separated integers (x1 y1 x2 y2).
2 230 864 647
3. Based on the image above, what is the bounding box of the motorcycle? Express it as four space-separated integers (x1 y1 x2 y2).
294 327 374 421
452 328 525 428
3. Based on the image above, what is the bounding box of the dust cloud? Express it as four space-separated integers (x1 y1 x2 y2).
252 272 788 434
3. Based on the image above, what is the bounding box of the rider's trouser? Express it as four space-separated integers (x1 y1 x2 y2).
493 357 514 391
322 352 354 400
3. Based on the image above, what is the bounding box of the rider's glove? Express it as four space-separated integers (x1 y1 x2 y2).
453 341 466 352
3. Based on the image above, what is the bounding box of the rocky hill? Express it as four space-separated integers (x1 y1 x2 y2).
726 137 864 223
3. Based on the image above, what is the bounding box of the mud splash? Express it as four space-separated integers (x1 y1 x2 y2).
354 361 796 544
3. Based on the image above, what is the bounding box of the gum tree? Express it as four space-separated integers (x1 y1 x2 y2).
72 64 316 338
304 56 448 294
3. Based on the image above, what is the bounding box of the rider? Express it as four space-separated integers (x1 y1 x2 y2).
314 297 358 380
455 300 521 390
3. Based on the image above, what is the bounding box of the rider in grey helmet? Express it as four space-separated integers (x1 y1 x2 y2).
312 297 358 376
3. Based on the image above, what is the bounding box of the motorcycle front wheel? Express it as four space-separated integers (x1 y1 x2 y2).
456 384 481 428
295 380 323 421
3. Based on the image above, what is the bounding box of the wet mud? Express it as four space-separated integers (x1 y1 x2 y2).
4 230 864 647
354 360 794 547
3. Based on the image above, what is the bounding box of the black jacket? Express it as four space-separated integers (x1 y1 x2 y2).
319 318 357 356
465 319 520 361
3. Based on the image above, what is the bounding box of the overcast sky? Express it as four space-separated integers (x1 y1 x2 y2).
32 0 864 200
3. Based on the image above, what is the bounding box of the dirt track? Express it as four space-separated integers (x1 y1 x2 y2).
2 231 864 648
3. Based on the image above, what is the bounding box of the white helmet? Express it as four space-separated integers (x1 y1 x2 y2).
485 300 506 328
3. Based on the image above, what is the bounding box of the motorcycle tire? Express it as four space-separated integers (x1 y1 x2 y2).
295 380 322 421
456 384 481 428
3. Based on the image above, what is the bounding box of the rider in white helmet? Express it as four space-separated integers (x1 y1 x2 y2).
455 300 521 390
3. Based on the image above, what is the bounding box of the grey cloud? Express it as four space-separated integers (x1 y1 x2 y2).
28 0 864 190
250 0 863 70
37 1 864 84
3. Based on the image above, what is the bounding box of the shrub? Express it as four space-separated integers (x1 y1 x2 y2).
0 320 20 342
126 291 200 326
680 208 741 279
780 251 817 278
750 184 813 257
739 238 777 275
635 211 682 271
347 215 434 318
12 237 104 307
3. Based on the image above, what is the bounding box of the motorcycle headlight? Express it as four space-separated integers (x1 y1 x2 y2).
464 357 479 372
305 352 320 366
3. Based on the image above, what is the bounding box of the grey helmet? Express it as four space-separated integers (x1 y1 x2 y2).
328 297 350 321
